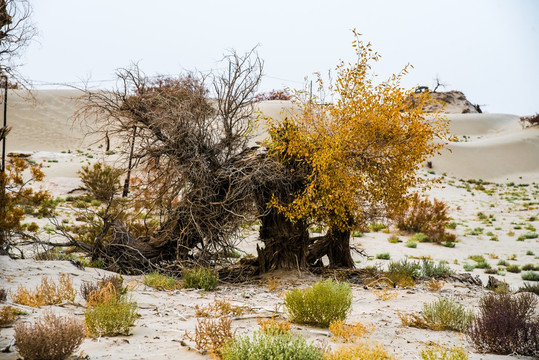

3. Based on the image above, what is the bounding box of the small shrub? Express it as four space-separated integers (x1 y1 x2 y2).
393 194 451 242
477 212 487 220
78 162 123 201
266 278 280 292
12 274 76 307
526 250 535 256
387 235 400 244
506 264 521 273
467 292 538 355
446 221 457 230
329 319 373 342
14 310 85 360
182 266 219 291
195 300 246 317
188 316 233 358
420 260 454 278
425 278 444 292
324 341 395 360
420 344 468 360
80 274 125 303
419 297 474 332
369 222 386 232
522 263 538 271
518 232 539 241
143 271 178 290
0 305 26 327
497 260 509 266
257 318 291 335
84 295 138 337
373 287 398 301
412 232 430 243
221 330 323 360
376 252 391 260
518 282 539 295
462 263 475 272
386 259 420 287
284 279 352 328
521 271 539 281
405 240 417 248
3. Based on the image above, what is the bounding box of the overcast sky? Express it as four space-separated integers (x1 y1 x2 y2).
19 0 539 115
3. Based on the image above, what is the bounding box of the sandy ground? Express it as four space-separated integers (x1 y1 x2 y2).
0 91 538 359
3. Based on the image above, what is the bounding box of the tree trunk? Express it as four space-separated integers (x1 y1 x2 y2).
307 227 355 268
257 209 309 272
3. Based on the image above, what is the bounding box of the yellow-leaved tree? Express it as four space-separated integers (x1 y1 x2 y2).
264 31 448 268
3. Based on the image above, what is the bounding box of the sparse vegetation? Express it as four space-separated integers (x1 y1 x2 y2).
521 271 539 281
376 252 391 260
400 297 473 332
284 279 352 328
328 319 373 342
182 266 219 291
12 274 76 307
324 341 395 360
143 271 179 290
188 316 234 358
0 305 26 327
14 310 85 360
420 344 468 360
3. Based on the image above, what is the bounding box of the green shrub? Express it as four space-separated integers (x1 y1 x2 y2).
387 236 400 244
405 240 417 248
518 282 539 295
517 232 538 241
497 260 509 266
463 263 475 272
376 252 391 260
506 264 521 273
221 330 323 360
284 279 352 328
143 271 178 290
14 310 85 360
412 232 430 243
84 295 138 337
182 266 219 291
386 259 420 287
420 344 468 360
422 297 474 332
525 250 535 256
446 221 458 230
522 264 538 271
369 222 386 232
521 271 539 281
78 162 123 201
420 260 454 278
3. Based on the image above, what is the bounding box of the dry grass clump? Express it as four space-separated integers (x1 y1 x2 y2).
257 318 291 335
220 330 324 360
284 279 352 328
0 305 26 327
373 287 398 301
84 282 137 337
420 343 468 360
329 319 373 343
324 341 395 360
182 266 219 291
195 299 247 317
425 278 445 292
393 194 454 243
467 292 538 355
399 297 473 332
12 274 76 307
143 271 179 290
14 310 85 360
265 278 280 292
80 274 125 303
187 316 234 359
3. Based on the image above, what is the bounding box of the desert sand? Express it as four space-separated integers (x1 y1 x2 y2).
0 90 538 359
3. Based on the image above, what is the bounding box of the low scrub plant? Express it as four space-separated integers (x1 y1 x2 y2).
12 274 76 307
386 259 420 287
182 266 219 291
420 260 454 278
84 293 138 337
467 292 538 355
521 271 539 281
220 330 323 360
143 271 179 290
506 264 521 273
80 274 125 303
0 305 26 327
329 319 373 342
187 316 234 358
376 252 391 260
284 279 352 328
257 318 291 335
522 263 539 271
518 282 539 295
405 240 417 248
393 194 452 242
78 162 123 202
195 299 246 317
14 310 85 360
420 344 468 360
400 297 473 332
324 341 395 360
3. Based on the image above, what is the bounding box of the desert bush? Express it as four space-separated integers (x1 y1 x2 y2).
329 319 373 342
420 344 468 360
405 240 417 248
195 299 246 317
12 274 76 307
284 279 352 328
521 271 539 281
14 310 85 360
376 252 391 260
522 263 539 271
373 287 399 301
80 274 125 303
257 318 291 335
506 264 521 273
393 194 452 242
182 266 219 291
422 297 474 331
520 113 539 127
467 292 538 355
519 282 539 295
143 271 178 290
324 341 395 360
78 162 123 202
221 330 323 360
420 259 454 278
188 316 234 358
0 305 26 327
84 294 138 337
386 259 420 287
425 278 445 292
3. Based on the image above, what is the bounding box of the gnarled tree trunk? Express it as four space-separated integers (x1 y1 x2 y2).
307 227 355 268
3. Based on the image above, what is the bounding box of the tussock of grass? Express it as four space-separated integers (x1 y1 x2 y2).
143 271 179 290
12 274 76 307
182 266 219 291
